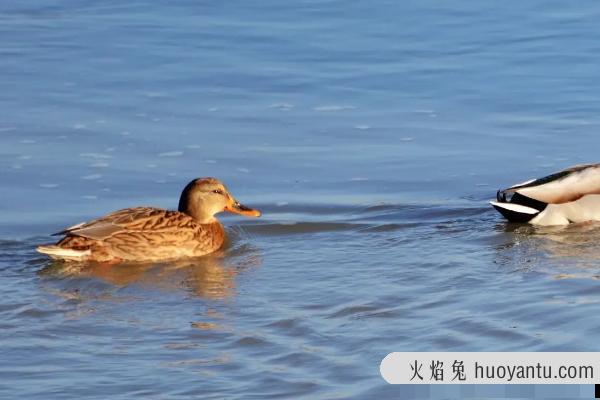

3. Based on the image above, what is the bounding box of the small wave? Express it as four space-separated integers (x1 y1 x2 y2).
243 222 363 235
313 105 356 112
158 151 184 157
81 174 102 180
354 203 490 223
239 202 493 236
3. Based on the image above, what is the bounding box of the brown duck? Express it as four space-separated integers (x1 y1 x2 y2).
37 177 261 263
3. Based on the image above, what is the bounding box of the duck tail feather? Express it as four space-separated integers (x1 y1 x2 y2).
36 245 90 260
489 201 540 223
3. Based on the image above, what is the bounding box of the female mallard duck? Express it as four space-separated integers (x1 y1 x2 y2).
37 177 260 262
491 163 600 225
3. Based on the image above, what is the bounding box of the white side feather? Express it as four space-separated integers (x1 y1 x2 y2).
489 201 538 215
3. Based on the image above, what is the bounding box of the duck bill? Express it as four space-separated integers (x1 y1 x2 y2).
225 201 261 217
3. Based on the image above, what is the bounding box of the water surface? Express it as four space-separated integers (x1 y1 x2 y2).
2 1 600 399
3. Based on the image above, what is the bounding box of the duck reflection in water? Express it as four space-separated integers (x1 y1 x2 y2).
494 221 600 274
39 243 261 300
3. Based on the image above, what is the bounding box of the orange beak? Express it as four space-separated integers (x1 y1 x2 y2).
224 200 261 217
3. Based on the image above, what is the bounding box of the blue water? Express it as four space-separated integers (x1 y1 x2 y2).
2 1 600 398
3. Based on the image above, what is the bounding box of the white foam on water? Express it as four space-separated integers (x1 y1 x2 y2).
413 109 437 117
269 103 294 111
80 153 113 159
40 183 59 188
314 105 356 112
158 151 183 157
143 91 169 98
81 174 102 180
354 124 371 130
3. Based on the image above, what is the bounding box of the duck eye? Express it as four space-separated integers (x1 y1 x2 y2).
212 189 223 195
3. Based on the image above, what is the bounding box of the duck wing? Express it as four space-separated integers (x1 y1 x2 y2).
499 163 600 205
53 207 196 240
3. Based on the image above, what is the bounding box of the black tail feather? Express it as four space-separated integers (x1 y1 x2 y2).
493 190 548 223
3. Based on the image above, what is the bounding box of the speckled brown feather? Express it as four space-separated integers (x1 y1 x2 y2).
54 207 226 262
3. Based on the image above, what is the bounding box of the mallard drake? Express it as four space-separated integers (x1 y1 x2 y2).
37 177 260 262
491 163 600 225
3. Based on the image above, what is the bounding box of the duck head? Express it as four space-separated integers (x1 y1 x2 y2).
178 177 261 223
